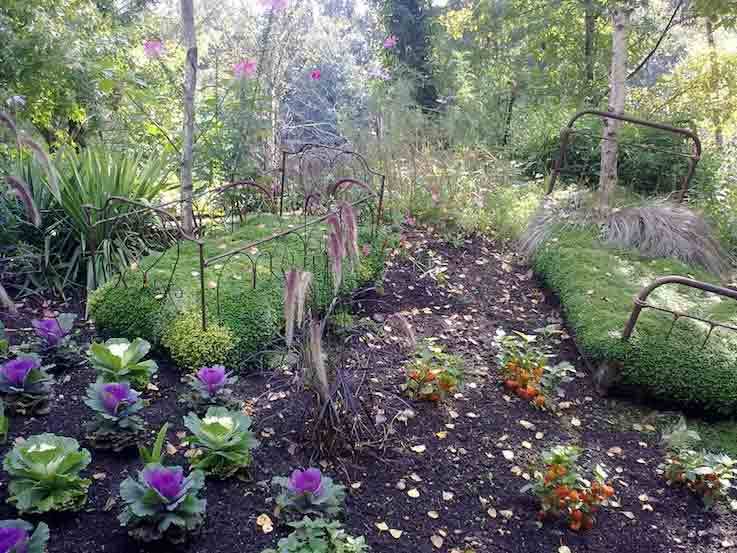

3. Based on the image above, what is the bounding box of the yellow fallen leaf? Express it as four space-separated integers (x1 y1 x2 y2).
442 491 454 501
256 514 273 534
559 547 572 553
436 431 448 440
376 522 389 532
431 535 444 549
351 482 362 489
389 529 403 539
411 444 427 453
428 510 439 519
407 488 420 498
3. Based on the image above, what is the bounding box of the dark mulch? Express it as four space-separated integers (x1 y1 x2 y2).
1 228 735 553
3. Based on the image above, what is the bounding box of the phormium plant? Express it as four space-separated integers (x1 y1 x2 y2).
3 433 92 514
272 468 346 519
182 406 259 478
523 445 615 531
119 464 207 543
88 338 158 387
262 517 368 553
661 418 736 508
0 355 53 415
84 379 145 451
0 519 50 553
403 339 464 402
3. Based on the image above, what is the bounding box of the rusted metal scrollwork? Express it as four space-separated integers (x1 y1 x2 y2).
622 276 737 347
547 110 702 202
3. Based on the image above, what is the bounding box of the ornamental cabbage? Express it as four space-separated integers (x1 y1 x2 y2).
182 406 259 478
83 379 144 450
0 356 53 415
182 365 239 411
262 517 368 553
2 433 91 513
118 464 206 543
30 313 80 371
0 519 49 553
272 468 346 518
88 338 158 387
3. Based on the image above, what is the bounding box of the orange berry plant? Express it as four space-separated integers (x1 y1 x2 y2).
661 418 736 509
523 445 615 531
403 339 463 402
495 329 575 411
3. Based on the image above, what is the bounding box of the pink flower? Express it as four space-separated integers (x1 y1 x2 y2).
310 69 321 81
368 66 391 81
260 0 288 11
383 35 398 49
233 59 257 79
143 39 165 59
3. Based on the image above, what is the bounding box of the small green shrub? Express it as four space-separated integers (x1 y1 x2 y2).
88 281 173 346
163 312 236 371
533 228 737 416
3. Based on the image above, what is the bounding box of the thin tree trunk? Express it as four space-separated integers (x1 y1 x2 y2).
502 80 518 146
597 7 630 212
705 19 723 150
180 0 197 234
584 0 596 93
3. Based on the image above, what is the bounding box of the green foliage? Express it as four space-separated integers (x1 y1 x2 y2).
403 339 464 402
118 464 207 543
532 228 737 416
182 406 259 478
138 423 170 465
3 433 91 514
272 469 346 519
162 312 236 372
88 338 158 388
0 399 8 443
262 517 369 553
88 281 174 346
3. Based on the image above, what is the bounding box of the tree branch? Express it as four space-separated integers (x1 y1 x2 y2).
627 0 683 81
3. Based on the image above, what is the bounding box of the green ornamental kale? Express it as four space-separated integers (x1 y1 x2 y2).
182 406 259 478
118 463 207 543
88 338 158 387
3 433 91 514
272 468 346 519
262 517 369 553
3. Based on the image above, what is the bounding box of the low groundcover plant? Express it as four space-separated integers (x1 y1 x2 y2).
84 379 145 450
119 463 207 543
3 433 91 514
272 467 346 518
183 406 259 478
262 517 368 553
88 338 158 387
403 340 464 402
523 445 614 531
0 519 50 553
0 355 53 415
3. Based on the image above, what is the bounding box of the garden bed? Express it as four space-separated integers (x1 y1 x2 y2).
1 228 735 552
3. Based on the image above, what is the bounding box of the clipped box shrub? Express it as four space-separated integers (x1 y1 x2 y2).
162 311 236 371
88 280 173 346
533 229 737 416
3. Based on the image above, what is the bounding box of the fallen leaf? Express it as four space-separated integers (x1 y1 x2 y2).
442 491 454 501
256 514 274 534
351 482 362 489
376 522 389 532
502 450 515 461
389 529 403 539
407 488 420 498
559 547 572 553
428 510 440 519
571 417 581 427
500 509 514 519
519 420 535 430
622 511 636 520
487 508 497 518
431 535 444 549
92 472 106 480
411 444 427 453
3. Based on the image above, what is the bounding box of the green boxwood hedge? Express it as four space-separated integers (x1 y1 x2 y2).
533 229 737 416
88 214 393 371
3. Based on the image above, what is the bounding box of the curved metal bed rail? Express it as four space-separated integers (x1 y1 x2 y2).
547 110 702 203
622 276 737 347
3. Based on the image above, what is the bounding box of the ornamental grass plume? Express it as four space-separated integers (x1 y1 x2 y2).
233 59 257 79
309 320 329 404
5 176 40 227
284 270 313 347
338 201 359 263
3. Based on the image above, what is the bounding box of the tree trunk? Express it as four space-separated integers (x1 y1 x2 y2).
583 0 596 94
180 0 197 234
502 80 518 146
705 19 723 150
597 7 630 212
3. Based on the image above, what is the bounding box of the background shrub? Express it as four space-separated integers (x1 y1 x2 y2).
162 311 236 372
88 281 174 346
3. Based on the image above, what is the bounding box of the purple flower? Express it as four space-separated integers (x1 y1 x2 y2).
260 0 288 11
143 39 165 59
1 358 39 388
196 366 227 396
383 35 398 49
288 468 323 496
31 318 65 346
0 526 28 553
310 69 321 81
100 383 139 415
233 59 257 79
143 466 184 500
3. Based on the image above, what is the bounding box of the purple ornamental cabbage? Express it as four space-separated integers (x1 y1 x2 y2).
288 468 324 497
100 383 139 416
196 366 226 396
143 466 184 501
0 526 27 553
1 358 39 388
31 319 65 347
